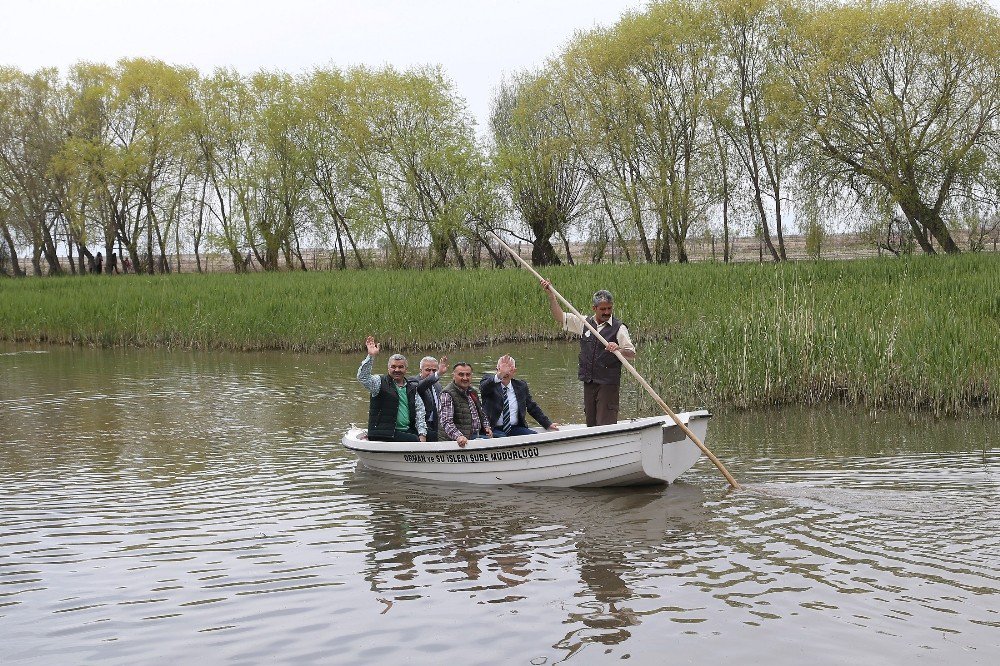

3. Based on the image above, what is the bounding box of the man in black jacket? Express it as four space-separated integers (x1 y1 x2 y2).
480 355 560 437
412 354 447 441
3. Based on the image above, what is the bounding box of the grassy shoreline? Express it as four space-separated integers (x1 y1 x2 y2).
2 255 997 415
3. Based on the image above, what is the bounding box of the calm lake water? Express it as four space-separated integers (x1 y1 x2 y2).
1 343 997 664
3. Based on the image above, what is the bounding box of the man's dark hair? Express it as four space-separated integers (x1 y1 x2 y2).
452 361 472 371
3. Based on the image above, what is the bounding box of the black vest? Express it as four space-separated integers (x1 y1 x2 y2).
368 375 418 438
578 316 624 385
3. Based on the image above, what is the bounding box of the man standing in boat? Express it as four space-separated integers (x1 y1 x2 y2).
439 362 492 448
480 354 559 436
540 282 636 427
357 336 427 442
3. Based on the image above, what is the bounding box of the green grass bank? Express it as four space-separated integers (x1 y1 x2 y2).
1 254 997 415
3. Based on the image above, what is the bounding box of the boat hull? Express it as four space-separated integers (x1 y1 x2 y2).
341 410 711 488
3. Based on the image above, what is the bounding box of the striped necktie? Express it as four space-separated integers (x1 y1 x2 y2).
501 385 511 432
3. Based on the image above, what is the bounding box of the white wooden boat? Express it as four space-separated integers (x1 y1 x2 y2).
341 410 711 488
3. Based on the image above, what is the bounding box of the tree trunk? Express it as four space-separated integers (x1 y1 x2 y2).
596 188 631 262
722 195 731 264
527 217 562 266
773 184 787 261
428 230 450 268
154 221 170 273
0 224 24 276
335 210 365 269
752 183 780 262
333 215 346 270
674 224 689 263
146 206 155 274
41 222 62 275
630 196 653 262
67 240 77 275
32 244 43 276
530 238 561 265
75 241 88 274
712 124 732 263
901 210 935 254
448 230 466 269
741 106 780 262
917 208 960 254
292 228 308 271
656 206 672 264
559 230 574 266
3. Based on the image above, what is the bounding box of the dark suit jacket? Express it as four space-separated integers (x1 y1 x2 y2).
479 374 553 431
411 373 443 435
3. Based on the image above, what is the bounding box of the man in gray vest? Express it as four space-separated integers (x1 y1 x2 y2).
541 281 636 426
439 362 493 447
357 336 427 442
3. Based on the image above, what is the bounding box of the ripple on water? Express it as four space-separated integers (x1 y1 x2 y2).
1 347 997 664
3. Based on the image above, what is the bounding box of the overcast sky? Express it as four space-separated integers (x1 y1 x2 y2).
0 0 641 134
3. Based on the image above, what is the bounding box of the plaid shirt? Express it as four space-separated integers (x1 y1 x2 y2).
439 389 483 440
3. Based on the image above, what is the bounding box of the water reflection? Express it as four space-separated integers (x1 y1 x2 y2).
350 473 708 653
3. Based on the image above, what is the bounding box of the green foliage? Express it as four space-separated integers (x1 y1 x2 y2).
1 254 996 415
782 0 1000 254
338 66 486 268
4 0 1000 273
0 67 65 274
1 60 486 274
490 71 586 265
558 0 724 263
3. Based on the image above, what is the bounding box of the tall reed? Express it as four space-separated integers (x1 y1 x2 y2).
1 254 996 415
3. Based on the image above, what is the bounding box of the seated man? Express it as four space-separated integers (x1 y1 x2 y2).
357 336 426 442
439 362 492 448
412 354 448 442
480 355 560 437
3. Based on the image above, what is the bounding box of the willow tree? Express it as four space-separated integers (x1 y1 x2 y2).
114 60 196 272
782 0 1000 254
608 1 722 263
490 70 587 266
380 67 482 268
560 27 648 262
557 2 721 264
0 67 64 275
301 68 364 269
713 0 800 261
243 72 311 271
341 66 480 268
57 59 199 273
341 68 412 268
52 63 111 274
188 69 255 271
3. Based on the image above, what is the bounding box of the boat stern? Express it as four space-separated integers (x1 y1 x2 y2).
639 411 711 484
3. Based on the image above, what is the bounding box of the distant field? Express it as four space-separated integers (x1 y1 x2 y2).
29 232 996 276
1 253 996 415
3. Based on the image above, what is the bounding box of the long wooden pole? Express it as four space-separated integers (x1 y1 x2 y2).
491 232 740 489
